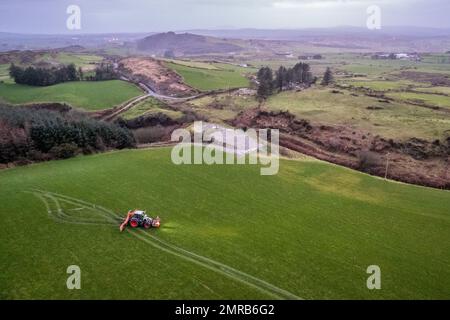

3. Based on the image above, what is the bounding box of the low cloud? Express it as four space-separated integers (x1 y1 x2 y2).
0 0 448 33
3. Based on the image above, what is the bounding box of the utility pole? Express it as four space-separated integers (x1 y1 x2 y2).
445 156 450 186
384 152 390 180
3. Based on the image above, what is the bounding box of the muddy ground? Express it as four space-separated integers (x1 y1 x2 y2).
229 108 450 189
119 57 197 97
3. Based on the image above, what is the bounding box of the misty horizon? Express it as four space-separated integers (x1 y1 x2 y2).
2 25 450 37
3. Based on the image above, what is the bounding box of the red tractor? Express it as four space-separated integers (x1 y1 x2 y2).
120 210 161 232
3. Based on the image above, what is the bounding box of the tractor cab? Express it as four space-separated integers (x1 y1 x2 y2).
133 210 146 217
119 210 161 231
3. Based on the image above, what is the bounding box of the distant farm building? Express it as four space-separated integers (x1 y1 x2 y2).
371 53 421 61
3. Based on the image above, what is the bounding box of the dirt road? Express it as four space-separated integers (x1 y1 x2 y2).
99 77 202 121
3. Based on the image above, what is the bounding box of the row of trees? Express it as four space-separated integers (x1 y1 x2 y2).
256 62 316 100
87 63 118 81
256 64 334 100
9 63 81 86
274 62 315 92
9 62 118 86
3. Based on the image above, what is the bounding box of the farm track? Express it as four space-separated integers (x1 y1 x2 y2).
30 189 302 300
97 79 196 121
100 94 150 122
104 76 243 120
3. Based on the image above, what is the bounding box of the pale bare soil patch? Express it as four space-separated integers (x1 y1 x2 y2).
120 57 197 97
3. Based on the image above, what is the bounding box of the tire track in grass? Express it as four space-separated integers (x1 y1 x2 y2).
136 230 301 300
30 190 302 300
32 189 119 220
29 191 117 227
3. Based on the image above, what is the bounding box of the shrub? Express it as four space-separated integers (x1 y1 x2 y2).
133 126 168 144
358 150 381 172
50 143 79 159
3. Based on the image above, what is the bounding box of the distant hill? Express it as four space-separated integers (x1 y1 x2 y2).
186 26 450 40
185 27 450 52
0 46 88 65
59 45 86 53
136 32 243 55
0 32 147 52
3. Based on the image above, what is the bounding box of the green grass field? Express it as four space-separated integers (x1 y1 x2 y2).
1 147 449 299
165 61 251 91
263 88 449 140
0 80 143 111
417 86 450 95
187 87 450 140
37 53 103 70
334 53 450 77
188 93 258 123
387 92 450 109
339 62 408 77
0 64 13 84
121 97 184 120
0 54 103 85
341 80 421 91
162 59 220 70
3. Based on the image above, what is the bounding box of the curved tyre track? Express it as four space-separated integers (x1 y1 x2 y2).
30 190 302 300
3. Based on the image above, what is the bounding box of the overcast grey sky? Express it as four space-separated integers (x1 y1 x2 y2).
0 0 449 34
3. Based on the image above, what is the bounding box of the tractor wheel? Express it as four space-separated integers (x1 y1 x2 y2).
130 220 139 228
